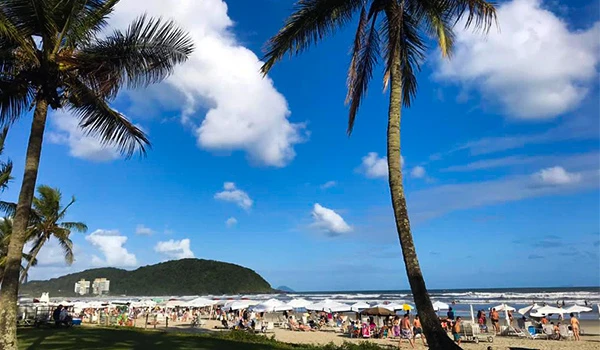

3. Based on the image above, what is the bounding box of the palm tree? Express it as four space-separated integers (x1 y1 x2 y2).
0 217 37 283
0 1 193 346
0 127 13 191
18 185 87 284
261 1 495 348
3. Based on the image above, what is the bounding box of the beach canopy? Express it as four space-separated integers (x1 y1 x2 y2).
518 303 541 315
492 303 516 312
306 299 350 313
350 301 370 312
531 305 564 316
564 305 592 313
285 298 312 309
373 302 404 311
251 299 285 313
432 301 449 311
230 300 258 311
360 307 396 316
186 297 216 308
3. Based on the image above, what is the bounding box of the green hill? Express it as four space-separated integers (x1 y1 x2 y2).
21 259 273 297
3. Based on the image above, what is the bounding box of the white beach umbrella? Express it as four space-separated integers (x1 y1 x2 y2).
328 302 352 313
518 303 541 315
564 305 592 313
432 301 449 312
374 302 404 311
350 301 370 312
274 304 293 312
251 299 285 313
530 305 565 317
230 300 257 310
286 298 311 309
493 303 516 312
186 297 216 308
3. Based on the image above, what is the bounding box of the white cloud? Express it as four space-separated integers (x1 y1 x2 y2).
320 181 337 189
110 0 305 167
410 166 426 179
226 217 238 227
533 166 581 185
214 182 253 210
47 111 120 162
135 224 154 235
85 229 137 267
154 239 195 260
358 152 404 178
24 238 75 267
311 203 352 236
436 0 600 119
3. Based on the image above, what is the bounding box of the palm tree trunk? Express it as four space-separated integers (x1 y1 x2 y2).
19 235 46 285
386 51 461 349
0 99 49 350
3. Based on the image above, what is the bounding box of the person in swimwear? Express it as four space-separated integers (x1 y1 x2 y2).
413 315 427 346
399 314 415 348
570 313 580 341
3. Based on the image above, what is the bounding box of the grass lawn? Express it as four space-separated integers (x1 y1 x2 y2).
18 327 384 350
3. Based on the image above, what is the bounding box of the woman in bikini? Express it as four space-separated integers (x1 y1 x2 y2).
570 313 580 341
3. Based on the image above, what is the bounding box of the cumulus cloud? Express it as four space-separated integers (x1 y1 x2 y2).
214 182 253 210
110 0 305 167
135 224 154 235
410 166 426 179
47 111 120 162
436 0 600 119
320 181 337 189
154 239 194 260
311 203 352 236
358 152 404 178
533 166 581 185
226 217 238 227
85 229 137 267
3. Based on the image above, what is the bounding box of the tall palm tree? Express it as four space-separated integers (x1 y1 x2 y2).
0 217 37 283
0 127 13 191
261 0 495 348
0 1 193 347
19 185 87 284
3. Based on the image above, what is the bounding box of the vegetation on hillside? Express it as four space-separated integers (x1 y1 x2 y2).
21 258 272 297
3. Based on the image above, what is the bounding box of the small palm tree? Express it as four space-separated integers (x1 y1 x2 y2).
261 1 495 348
0 1 193 346
0 217 37 283
0 127 13 191
19 185 87 284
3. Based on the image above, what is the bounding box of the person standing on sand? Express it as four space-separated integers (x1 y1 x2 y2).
399 314 415 348
491 308 500 334
452 316 462 345
570 313 580 341
413 315 427 346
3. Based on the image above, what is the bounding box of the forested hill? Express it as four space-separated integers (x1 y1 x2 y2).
21 259 273 297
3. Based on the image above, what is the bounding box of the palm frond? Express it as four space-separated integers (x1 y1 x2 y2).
60 221 87 233
0 5 38 61
0 75 36 126
3 0 57 48
63 0 120 48
444 0 497 32
0 200 16 217
75 14 193 98
56 235 74 265
345 10 379 135
65 76 149 157
261 0 362 74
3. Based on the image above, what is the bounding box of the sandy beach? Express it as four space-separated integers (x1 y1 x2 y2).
134 318 600 350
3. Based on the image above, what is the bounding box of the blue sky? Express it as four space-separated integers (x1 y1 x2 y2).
3 0 599 292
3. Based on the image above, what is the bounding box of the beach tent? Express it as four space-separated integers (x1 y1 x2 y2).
350 301 370 312
432 301 449 312
360 307 396 316
564 304 592 313
493 303 516 312
518 303 541 315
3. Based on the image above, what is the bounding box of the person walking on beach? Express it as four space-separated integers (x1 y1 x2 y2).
447 307 455 321
452 316 462 346
399 314 415 348
413 315 427 347
490 308 500 334
570 313 580 341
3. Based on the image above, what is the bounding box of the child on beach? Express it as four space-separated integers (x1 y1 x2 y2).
452 316 462 345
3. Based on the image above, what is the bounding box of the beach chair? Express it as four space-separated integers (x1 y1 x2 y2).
559 325 573 340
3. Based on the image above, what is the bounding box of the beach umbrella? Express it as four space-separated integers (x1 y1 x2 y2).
401 303 414 311
470 304 475 324
531 305 565 316
328 302 351 313
564 305 592 313
230 300 257 311
350 301 370 312
360 307 396 316
251 299 285 313
432 301 449 312
186 297 217 308
373 302 404 311
493 303 516 312
274 304 293 312
286 298 312 309
518 303 541 315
